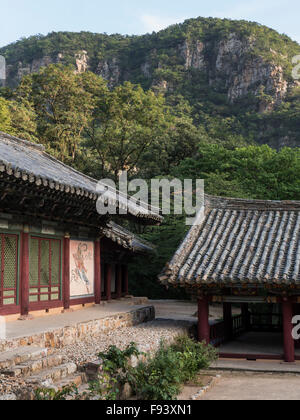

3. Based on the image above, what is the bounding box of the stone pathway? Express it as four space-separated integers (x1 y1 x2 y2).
200 372 300 400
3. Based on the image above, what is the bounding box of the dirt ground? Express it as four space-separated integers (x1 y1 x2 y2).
199 372 300 400
178 375 214 400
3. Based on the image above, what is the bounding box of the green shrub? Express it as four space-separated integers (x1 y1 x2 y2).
34 338 217 401
129 336 217 400
89 342 142 400
34 384 79 400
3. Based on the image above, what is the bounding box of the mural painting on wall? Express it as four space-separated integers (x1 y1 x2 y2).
70 240 94 298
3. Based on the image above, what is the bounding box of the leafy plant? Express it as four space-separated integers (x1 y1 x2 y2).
34 384 79 400
89 343 142 400
129 337 217 400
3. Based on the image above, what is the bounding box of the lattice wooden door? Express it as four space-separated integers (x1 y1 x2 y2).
29 237 61 304
0 234 18 307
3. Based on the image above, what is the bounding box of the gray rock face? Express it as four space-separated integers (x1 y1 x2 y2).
96 57 121 87
178 32 289 110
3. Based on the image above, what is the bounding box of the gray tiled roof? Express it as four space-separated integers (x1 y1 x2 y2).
0 132 162 224
159 196 300 287
101 222 155 254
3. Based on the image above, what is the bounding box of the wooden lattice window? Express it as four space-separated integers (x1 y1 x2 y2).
0 234 18 306
29 237 61 303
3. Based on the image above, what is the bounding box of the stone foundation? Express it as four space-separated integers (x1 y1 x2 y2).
0 306 155 353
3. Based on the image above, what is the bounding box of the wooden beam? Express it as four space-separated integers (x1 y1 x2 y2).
63 234 70 310
116 265 122 299
122 265 129 296
94 239 101 305
282 298 295 363
20 230 29 316
198 296 210 344
105 264 112 301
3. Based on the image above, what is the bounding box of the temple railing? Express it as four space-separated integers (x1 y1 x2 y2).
210 320 225 346
210 314 245 346
209 312 283 347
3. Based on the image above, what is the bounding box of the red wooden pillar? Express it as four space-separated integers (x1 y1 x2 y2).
223 302 233 341
282 298 295 363
105 264 112 301
63 234 70 310
122 265 129 296
94 239 101 305
116 265 122 299
198 296 210 344
20 231 29 316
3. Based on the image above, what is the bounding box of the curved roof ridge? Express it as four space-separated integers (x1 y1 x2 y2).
205 194 300 211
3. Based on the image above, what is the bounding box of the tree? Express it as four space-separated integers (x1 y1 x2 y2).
84 82 171 179
14 64 95 162
0 97 12 133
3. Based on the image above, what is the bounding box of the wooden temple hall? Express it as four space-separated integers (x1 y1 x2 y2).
0 132 162 318
160 196 300 363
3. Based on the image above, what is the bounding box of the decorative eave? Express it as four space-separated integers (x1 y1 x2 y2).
101 222 155 254
0 132 163 225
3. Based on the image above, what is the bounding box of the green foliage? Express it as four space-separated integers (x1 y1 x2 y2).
130 336 217 400
0 97 13 133
34 384 79 400
33 338 216 401
89 343 142 400
173 143 300 200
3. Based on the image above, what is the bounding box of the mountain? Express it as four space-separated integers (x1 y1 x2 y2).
1 17 300 148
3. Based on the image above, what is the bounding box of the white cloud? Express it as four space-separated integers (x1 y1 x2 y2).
140 14 186 33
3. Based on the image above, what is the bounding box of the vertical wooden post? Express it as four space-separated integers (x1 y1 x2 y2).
223 302 233 341
63 234 70 310
94 239 101 305
105 264 112 301
20 230 29 317
116 265 122 299
198 296 210 344
282 298 295 363
122 265 129 296
241 303 250 331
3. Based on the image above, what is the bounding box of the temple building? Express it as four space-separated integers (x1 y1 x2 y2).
159 195 300 363
0 132 161 318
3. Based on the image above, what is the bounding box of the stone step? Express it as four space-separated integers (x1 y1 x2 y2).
2 354 64 378
18 372 88 400
25 362 78 388
0 347 48 371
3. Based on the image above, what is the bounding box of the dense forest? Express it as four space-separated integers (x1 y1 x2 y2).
0 17 299 297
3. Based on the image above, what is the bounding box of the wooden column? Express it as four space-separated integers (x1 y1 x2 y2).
241 303 250 331
105 264 112 301
116 265 122 299
122 265 129 296
20 231 29 316
223 303 233 341
94 239 101 305
282 298 295 363
63 234 70 310
198 296 210 344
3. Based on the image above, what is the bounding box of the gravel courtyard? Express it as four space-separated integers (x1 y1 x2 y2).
59 318 194 365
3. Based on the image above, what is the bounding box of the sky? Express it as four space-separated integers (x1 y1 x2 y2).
1 0 300 48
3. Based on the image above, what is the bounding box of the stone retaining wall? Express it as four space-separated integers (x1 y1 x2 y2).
0 306 155 353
